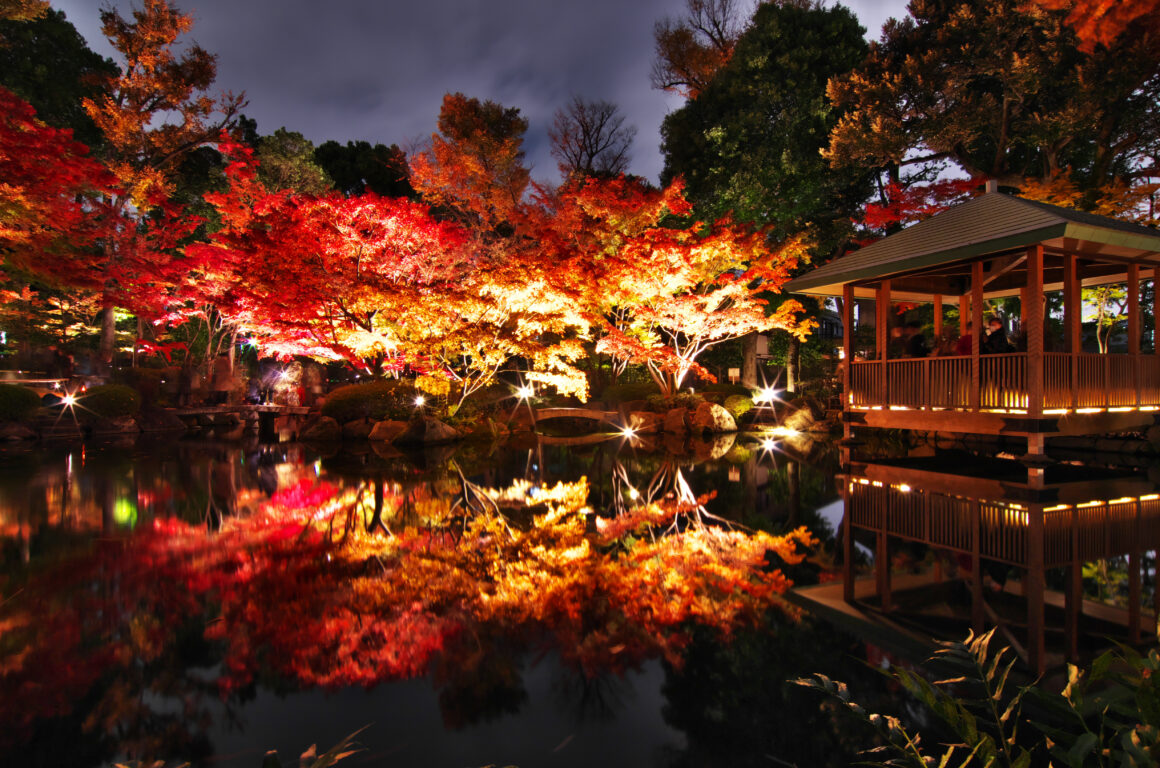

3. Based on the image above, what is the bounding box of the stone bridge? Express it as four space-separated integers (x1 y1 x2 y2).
532 407 624 430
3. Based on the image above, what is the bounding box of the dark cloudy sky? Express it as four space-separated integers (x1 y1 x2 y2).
53 0 908 186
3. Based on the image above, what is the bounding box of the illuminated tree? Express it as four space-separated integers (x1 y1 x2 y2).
82 0 243 366
0 87 112 270
532 175 813 395
0 0 47 22
410 92 529 231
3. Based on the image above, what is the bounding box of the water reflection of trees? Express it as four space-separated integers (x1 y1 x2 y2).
0 442 818 765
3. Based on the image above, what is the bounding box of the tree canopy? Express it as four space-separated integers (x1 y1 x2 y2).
826 0 1160 209
661 0 871 253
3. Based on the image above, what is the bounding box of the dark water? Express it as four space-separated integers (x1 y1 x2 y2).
0 434 902 768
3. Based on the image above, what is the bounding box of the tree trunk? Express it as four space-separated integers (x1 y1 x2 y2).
99 305 116 375
786 335 800 395
132 316 143 368
742 333 758 388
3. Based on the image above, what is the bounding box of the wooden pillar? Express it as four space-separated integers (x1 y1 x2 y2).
1128 264 1141 353
1065 254 1081 408
843 482 855 603
876 530 892 612
1129 264 1141 405
959 294 970 337
971 261 984 411
843 283 855 428
971 498 985 632
877 281 891 406
1027 246 1044 420
933 293 943 351
1027 506 1047 677
1065 507 1081 662
1131 500 1142 643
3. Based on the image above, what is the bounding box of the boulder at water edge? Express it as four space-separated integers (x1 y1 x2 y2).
663 407 689 434
690 402 736 434
0 422 36 441
400 416 462 444
300 416 341 442
368 420 409 443
342 418 375 440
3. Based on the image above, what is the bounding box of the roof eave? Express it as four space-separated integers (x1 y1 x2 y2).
785 224 1068 297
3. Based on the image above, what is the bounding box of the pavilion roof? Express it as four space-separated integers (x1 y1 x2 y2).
784 192 1160 297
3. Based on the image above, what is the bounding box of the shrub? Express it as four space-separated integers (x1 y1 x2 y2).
116 367 167 407
601 381 661 405
321 380 418 423
0 384 41 423
78 384 141 422
645 392 703 412
702 382 753 398
723 394 754 419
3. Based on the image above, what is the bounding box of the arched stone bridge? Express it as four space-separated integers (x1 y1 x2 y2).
532 407 624 430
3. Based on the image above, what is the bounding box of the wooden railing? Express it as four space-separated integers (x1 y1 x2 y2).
848 482 1160 568
849 353 1160 412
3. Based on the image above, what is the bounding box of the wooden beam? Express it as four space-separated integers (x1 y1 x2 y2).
983 253 1027 286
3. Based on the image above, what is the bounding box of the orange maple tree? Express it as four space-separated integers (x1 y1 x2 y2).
80 0 243 365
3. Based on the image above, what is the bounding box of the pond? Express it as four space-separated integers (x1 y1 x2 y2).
0 434 909 768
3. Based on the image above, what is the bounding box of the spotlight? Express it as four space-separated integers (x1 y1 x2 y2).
414 395 426 407
754 387 778 404
517 385 534 399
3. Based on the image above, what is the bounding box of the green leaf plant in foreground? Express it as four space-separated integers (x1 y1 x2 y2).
793 628 1160 767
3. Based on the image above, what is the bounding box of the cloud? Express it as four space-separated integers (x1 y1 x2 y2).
52 0 905 186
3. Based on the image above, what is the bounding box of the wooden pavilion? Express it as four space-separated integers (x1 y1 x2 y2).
784 189 1160 457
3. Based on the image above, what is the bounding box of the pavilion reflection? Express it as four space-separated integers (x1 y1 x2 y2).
831 448 1160 675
